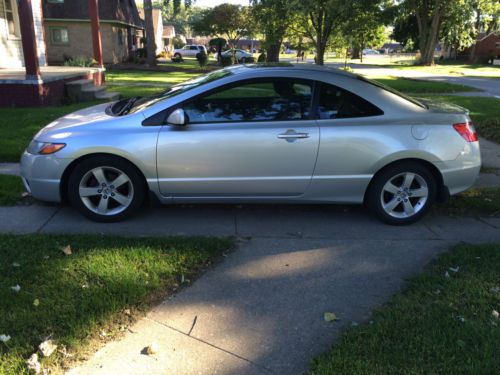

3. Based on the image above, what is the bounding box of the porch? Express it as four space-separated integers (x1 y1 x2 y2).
0 66 107 107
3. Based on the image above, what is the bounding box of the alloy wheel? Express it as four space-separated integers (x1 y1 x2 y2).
380 172 429 218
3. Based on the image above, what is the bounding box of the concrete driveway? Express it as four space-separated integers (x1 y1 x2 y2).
1 203 500 374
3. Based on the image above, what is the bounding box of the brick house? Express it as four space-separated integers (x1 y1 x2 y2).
43 0 144 64
471 31 500 63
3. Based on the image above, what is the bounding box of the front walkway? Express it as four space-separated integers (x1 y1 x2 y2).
1 203 499 374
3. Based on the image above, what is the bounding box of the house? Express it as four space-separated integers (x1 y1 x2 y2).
43 0 144 64
1 0 46 68
470 31 500 63
380 42 403 54
162 24 175 52
0 0 120 107
137 8 163 56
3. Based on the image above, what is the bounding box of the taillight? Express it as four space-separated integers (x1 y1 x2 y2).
453 122 478 142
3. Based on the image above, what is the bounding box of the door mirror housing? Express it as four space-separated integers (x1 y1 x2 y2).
166 108 187 126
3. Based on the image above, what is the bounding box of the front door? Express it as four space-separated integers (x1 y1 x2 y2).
156 78 319 198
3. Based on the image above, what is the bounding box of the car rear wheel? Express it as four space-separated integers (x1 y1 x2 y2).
368 162 437 225
174 53 181 58
68 156 145 222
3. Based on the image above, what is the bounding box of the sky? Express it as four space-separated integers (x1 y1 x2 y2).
194 0 249 6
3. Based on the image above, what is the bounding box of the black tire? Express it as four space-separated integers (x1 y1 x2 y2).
174 53 181 58
367 161 437 225
67 156 145 222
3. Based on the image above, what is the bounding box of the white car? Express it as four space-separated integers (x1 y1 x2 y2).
173 45 207 58
362 49 380 55
221 49 253 62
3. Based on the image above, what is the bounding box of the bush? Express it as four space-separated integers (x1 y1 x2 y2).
171 55 184 63
196 52 208 67
63 56 97 67
220 54 234 67
257 53 267 62
156 51 169 59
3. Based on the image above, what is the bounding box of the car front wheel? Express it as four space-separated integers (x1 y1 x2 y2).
368 162 437 225
68 156 145 222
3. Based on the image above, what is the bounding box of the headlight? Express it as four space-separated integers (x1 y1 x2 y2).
27 141 66 155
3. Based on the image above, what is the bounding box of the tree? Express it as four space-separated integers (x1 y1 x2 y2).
441 4 474 59
251 0 294 62
144 0 156 66
392 15 419 50
468 0 500 60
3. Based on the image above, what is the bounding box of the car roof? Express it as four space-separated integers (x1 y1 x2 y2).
224 63 358 79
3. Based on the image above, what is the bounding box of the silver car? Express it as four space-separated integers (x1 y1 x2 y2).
21 64 481 225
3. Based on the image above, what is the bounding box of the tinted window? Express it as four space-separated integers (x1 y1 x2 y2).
183 79 313 124
190 46 198 50
317 83 383 119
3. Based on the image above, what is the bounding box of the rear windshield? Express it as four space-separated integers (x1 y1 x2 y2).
356 75 427 109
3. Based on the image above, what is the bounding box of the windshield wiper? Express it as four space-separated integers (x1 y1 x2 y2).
117 96 141 116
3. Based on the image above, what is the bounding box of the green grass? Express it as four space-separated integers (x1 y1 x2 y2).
418 95 500 144
0 102 99 162
372 76 479 93
382 62 500 78
309 243 500 375
0 175 25 205
0 234 231 374
107 85 166 99
106 69 199 85
436 187 500 217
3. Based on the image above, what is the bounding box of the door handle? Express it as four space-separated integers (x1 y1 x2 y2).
277 131 310 140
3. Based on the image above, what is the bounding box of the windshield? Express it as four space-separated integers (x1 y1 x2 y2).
356 75 427 109
108 70 233 116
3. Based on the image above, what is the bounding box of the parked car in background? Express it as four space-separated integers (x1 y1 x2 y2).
362 48 380 55
173 45 207 58
21 64 480 225
221 49 253 63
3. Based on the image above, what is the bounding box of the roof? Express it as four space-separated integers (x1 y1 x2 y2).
137 8 162 33
227 63 359 79
477 31 500 42
43 0 144 29
163 25 175 38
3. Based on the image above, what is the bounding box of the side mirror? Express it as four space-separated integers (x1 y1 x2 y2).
166 108 187 126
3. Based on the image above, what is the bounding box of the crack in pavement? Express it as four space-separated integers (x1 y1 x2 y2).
144 316 276 374
36 206 61 233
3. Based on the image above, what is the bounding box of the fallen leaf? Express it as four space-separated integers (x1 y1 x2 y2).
26 353 41 374
60 245 72 256
10 285 21 293
81 284 88 289
43 255 49 260
38 339 57 357
124 309 131 316
444 271 450 278
11 262 20 267
21 192 30 198
99 330 107 339
144 342 160 355
449 266 459 273
490 287 500 293
324 312 339 322
33 299 40 307
0 334 11 343
457 316 465 323
456 339 466 348
492 310 499 319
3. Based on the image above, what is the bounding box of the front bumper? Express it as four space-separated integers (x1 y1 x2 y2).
20 151 73 203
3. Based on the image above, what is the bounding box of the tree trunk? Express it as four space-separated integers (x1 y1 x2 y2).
144 0 156 66
315 42 326 65
351 47 360 59
266 41 281 62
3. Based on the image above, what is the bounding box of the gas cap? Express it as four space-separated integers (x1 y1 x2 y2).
411 125 429 140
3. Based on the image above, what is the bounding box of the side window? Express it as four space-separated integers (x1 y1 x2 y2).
182 79 313 124
317 83 383 119
190 46 199 50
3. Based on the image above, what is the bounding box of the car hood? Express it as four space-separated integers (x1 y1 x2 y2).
35 102 113 138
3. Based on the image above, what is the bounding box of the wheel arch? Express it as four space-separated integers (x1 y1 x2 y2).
59 153 149 204
363 158 447 204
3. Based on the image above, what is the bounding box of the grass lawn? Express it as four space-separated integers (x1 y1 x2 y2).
0 234 231 374
0 175 25 205
436 187 500 217
372 76 479 93
383 62 500 78
309 243 500 375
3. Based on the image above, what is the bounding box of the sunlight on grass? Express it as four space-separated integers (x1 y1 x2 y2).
0 234 231 374
371 75 478 93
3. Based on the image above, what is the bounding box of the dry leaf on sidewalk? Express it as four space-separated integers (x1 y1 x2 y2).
10 285 21 293
144 342 160 355
324 312 339 322
60 245 72 256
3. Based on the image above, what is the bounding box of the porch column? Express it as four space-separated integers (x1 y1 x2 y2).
18 0 40 79
88 0 103 67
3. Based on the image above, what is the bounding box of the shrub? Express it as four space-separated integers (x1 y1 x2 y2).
220 54 234 67
257 53 267 62
156 51 169 59
196 52 208 67
171 55 184 63
63 56 97 67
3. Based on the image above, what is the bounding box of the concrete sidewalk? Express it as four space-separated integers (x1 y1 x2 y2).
1 203 499 374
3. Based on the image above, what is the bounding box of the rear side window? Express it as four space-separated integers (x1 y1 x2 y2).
317 83 383 119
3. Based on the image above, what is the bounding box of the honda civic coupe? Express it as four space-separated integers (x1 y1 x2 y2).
21 64 481 225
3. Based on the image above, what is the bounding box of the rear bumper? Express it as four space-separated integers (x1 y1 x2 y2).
20 151 73 203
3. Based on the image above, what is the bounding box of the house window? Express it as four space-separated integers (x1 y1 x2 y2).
3 0 21 38
50 27 69 45
496 42 500 49
117 29 124 46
